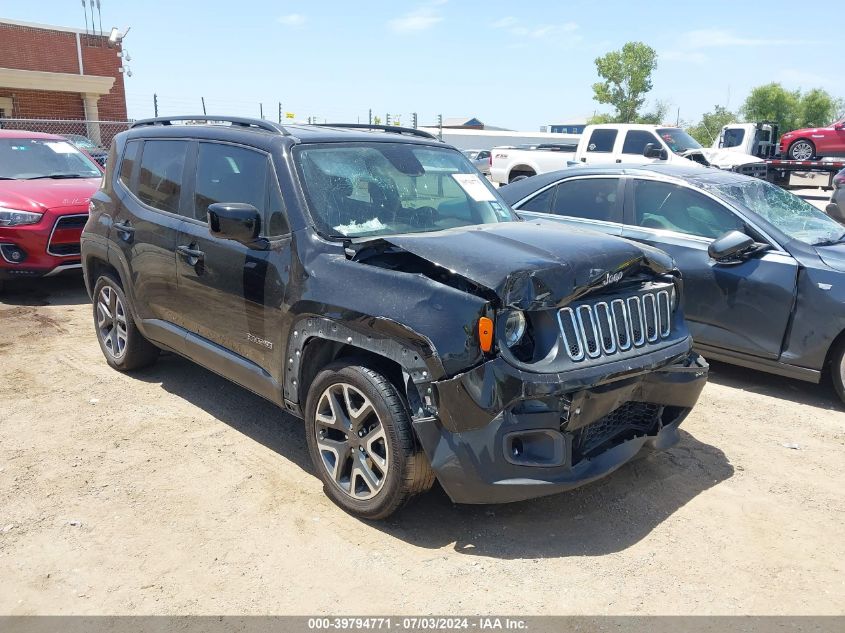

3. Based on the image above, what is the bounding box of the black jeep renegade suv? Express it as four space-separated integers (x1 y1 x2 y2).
80 116 708 519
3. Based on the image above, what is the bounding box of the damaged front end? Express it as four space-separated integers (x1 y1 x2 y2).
345 222 709 504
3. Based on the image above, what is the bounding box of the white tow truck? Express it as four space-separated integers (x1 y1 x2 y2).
490 123 764 185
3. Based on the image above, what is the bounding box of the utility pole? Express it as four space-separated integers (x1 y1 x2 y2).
368 109 372 125
278 102 282 124
385 114 391 126
411 112 418 129
259 103 264 119
201 97 206 115
437 114 442 141
153 93 159 117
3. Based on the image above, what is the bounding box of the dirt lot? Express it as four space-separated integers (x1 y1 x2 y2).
1 275 843 615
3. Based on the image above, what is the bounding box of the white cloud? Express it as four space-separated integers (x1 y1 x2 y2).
778 68 834 87
491 16 517 29
388 3 445 32
684 28 790 49
278 13 306 27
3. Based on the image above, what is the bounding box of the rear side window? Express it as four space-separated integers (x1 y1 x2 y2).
551 178 620 222
118 140 140 188
586 129 617 153
194 143 267 222
519 186 555 213
136 140 188 214
622 131 660 155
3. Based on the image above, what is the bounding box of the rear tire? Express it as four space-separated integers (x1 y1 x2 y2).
831 340 845 405
509 171 535 184
304 361 435 519
788 139 815 161
92 274 159 371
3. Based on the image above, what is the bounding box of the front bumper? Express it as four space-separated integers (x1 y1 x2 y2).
414 344 708 504
0 210 87 281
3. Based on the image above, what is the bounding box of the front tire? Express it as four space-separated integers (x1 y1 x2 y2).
92 274 159 371
788 139 815 161
304 361 434 519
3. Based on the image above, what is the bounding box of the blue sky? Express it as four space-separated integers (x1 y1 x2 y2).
4 1 841 129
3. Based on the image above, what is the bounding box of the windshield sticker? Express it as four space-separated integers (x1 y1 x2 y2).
451 173 496 202
333 217 386 235
44 141 78 154
490 201 509 219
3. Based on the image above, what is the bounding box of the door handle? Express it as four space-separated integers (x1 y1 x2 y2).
113 221 135 241
176 244 204 262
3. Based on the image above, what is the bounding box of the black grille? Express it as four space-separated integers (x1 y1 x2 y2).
572 402 662 462
48 243 81 255
54 215 88 229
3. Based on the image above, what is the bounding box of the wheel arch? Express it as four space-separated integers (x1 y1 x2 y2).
285 316 439 418
508 164 537 181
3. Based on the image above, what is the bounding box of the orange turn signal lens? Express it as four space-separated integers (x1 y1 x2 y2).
478 316 494 352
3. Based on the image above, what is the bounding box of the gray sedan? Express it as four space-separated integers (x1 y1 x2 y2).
500 164 845 403
461 149 491 175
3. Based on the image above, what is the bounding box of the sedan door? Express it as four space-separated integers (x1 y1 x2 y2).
622 177 799 360
515 175 624 237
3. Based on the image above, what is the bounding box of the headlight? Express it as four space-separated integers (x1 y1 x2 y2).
503 311 527 348
0 208 42 227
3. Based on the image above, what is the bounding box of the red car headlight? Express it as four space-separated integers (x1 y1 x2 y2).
0 207 42 227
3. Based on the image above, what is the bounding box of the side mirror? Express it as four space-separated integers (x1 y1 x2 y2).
643 143 669 160
834 122 844 131
826 202 845 225
208 202 261 245
708 230 755 263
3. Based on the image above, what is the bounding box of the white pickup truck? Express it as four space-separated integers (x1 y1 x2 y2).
490 123 762 185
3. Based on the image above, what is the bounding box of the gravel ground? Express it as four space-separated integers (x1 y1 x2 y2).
1 276 843 615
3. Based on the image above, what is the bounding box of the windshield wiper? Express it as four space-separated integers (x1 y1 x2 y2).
26 173 92 180
813 236 845 246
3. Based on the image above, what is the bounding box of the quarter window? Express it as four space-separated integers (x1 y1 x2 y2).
118 140 140 188
551 178 620 222
586 129 617 153
136 140 188 214
519 186 555 213
633 179 745 239
622 131 661 155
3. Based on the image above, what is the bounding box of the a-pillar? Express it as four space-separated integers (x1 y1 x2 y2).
82 92 102 145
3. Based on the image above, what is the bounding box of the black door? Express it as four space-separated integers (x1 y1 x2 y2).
516 175 624 237
111 138 188 324
622 177 798 360
173 141 291 382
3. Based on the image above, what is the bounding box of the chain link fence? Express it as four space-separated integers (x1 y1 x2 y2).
0 118 131 163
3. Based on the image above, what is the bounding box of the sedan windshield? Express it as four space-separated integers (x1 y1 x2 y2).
711 179 845 246
657 128 702 153
0 139 101 179
296 142 516 238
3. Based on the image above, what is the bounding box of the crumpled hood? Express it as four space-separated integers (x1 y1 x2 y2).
0 178 101 212
360 221 675 310
700 148 765 169
816 242 845 272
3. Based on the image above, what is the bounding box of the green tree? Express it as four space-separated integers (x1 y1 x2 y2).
591 42 658 123
686 105 737 146
741 83 800 131
797 88 841 128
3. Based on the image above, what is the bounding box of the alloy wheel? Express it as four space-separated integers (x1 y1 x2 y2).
790 141 813 161
96 285 128 360
313 382 389 501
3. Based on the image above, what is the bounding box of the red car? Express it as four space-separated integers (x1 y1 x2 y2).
780 117 845 160
0 130 102 292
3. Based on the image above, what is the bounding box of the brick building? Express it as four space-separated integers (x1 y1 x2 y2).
0 18 127 143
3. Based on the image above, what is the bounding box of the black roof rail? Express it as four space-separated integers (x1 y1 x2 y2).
130 115 289 135
317 123 438 140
